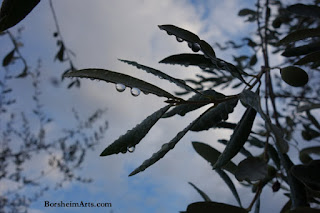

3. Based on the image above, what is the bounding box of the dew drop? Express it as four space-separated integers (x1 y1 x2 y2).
131 88 141 97
115 83 126 92
176 37 184 42
191 43 201 52
127 146 135 153
188 42 192 48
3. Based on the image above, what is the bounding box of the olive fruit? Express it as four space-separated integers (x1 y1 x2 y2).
280 66 308 87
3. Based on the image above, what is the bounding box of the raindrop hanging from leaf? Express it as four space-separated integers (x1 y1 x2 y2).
115 83 126 92
131 88 141 97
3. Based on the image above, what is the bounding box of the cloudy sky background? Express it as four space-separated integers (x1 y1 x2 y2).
0 0 297 212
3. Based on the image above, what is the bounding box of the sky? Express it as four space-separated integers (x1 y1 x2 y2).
0 0 294 212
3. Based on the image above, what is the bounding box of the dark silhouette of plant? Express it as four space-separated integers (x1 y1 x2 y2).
1 0 320 212
0 2 108 213
63 0 320 212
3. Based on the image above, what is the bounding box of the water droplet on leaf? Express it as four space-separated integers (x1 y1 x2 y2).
131 88 141 97
191 43 201 52
115 83 126 92
127 146 135 153
176 37 184 42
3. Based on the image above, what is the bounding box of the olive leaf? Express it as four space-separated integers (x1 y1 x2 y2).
159 53 213 68
129 109 208 176
240 90 289 153
158 24 200 44
163 90 225 118
279 28 320 45
119 59 200 94
216 169 242 207
213 106 257 169
190 98 238 132
63 69 177 100
294 50 320 65
235 157 268 181
282 41 320 57
188 182 212 202
287 4 320 19
218 139 253 158
183 202 247 213
299 146 320 164
192 142 237 174
100 105 171 156
291 160 320 192
0 0 40 32
2 49 15 66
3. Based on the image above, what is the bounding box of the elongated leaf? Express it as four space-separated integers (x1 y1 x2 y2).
2 48 14 66
191 98 238 131
163 90 225 118
282 41 320 57
192 142 237 174
184 202 247 213
199 40 216 59
63 69 177 99
235 157 268 181
279 28 320 45
159 53 213 68
0 0 40 32
287 4 320 18
238 8 256 16
291 160 320 191
119 59 200 94
297 103 320 112
129 110 206 176
299 146 320 164
294 50 320 65
213 106 257 169
159 53 249 84
240 90 289 153
216 169 242 207
188 182 212 202
100 105 171 156
158 24 200 43
218 139 252 157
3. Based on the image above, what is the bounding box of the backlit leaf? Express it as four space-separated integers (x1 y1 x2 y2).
294 50 320 65
184 202 247 213
119 59 200 94
100 105 171 156
291 160 320 191
63 69 177 99
282 41 320 57
213 106 257 169
216 169 242 207
158 24 200 43
0 0 40 32
287 4 320 18
2 49 15 66
192 142 237 174
235 157 268 181
240 90 289 153
163 90 224 118
129 110 207 176
191 98 238 132
238 8 256 16
279 28 320 45
188 182 212 202
299 146 320 164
